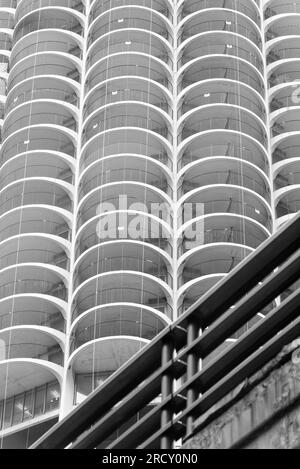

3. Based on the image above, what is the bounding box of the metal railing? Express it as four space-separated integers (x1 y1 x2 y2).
32 212 300 449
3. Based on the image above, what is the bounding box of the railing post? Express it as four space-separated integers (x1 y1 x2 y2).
160 340 174 450
186 320 199 436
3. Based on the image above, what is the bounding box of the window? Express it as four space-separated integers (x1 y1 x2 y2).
34 385 46 417
23 390 34 421
74 372 113 405
0 381 60 430
3 399 13 429
12 393 24 425
45 382 60 412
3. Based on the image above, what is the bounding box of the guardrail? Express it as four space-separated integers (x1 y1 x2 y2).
32 212 300 449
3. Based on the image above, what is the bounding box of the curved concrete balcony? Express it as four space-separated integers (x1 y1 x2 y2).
78 155 172 201
0 30 12 53
75 213 173 260
0 205 71 244
73 241 173 290
275 186 300 220
178 31 263 72
265 9 300 42
272 133 300 166
0 359 62 407
177 274 224 315
0 8 14 30
69 336 148 404
268 60 300 88
178 105 267 147
69 337 148 374
0 378 60 436
80 128 172 174
85 52 172 95
8 52 81 92
178 55 265 95
83 77 172 121
70 303 170 354
178 184 273 232
2 100 78 141
0 1 15 10
88 5 172 47
0 234 69 272
89 0 172 22
178 0 260 25
15 0 85 22
76 181 173 230
274 159 300 191
265 0 300 18
82 103 172 146
178 245 252 315
0 326 64 364
0 263 68 302
269 82 300 112
178 157 271 201
0 152 74 188
178 243 252 289
0 325 63 432
87 29 172 72
275 212 298 230
0 126 76 165
176 182 271 264
14 6 84 43
0 49 10 62
178 125 269 173
267 37 300 66
177 243 252 314
177 213 270 257
71 272 173 322
271 108 300 140
11 30 82 70
178 79 266 121
6 76 79 115
0 294 66 332
178 7 261 47
0 178 73 217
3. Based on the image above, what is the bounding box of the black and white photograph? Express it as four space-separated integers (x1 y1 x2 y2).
0 0 299 456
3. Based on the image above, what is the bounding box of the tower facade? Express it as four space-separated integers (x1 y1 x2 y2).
0 0 297 449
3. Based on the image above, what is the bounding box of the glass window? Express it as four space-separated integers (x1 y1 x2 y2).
12 393 24 425
34 385 46 417
23 390 34 422
74 372 114 404
3 398 13 429
0 381 59 430
94 372 112 389
45 382 60 412
74 373 93 404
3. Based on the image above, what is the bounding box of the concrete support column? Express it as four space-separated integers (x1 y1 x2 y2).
160 340 174 449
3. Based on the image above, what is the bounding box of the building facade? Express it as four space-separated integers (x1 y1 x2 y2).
0 0 298 448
